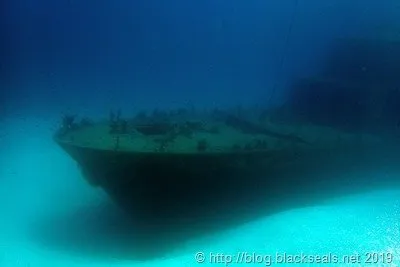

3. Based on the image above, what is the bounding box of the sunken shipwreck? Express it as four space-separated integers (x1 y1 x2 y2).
54 36 400 227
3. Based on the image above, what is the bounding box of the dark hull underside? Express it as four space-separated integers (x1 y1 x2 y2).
58 140 400 229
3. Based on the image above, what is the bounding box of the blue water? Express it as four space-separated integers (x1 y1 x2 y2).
1 0 400 266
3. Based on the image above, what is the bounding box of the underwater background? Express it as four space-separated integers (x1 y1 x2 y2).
1 0 400 266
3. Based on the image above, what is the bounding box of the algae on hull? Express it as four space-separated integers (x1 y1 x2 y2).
55 109 380 154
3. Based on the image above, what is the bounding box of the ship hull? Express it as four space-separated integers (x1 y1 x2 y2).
58 141 400 228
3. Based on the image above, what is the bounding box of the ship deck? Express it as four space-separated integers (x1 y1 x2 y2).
55 111 384 155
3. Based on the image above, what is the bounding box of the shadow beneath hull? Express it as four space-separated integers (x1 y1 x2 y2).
29 163 400 261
